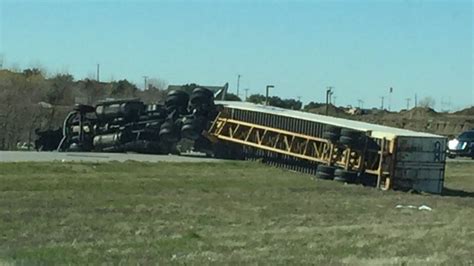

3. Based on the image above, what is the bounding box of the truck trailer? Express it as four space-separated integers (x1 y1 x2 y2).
205 101 447 194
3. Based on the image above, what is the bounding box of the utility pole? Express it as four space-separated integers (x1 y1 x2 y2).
388 87 393 111
415 94 418 107
326 86 333 116
96 64 100 82
380 96 385 110
244 88 249 101
357 99 364 109
265 85 274 106
237 74 241 97
332 96 337 106
143 76 148 90
405 98 411 110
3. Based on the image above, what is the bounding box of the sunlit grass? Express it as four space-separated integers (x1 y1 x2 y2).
0 161 473 264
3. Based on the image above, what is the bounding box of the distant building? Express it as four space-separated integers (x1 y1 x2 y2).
167 83 228 100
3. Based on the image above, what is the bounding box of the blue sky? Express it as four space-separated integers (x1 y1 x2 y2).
0 0 472 110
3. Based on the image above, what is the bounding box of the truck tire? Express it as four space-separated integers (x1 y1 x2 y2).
165 90 189 108
316 165 335 180
323 131 339 142
339 136 355 146
159 120 180 143
190 88 215 112
322 126 341 142
334 169 357 183
181 116 204 140
192 87 214 98
339 129 363 147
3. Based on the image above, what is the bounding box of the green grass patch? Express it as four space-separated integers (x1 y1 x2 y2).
0 161 473 264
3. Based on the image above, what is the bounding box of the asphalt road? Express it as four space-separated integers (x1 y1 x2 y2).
0 151 226 163
0 151 472 164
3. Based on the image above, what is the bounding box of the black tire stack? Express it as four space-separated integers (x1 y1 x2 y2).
181 88 215 141
164 90 190 115
317 125 366 184
322 126 341 143
339 128 364 149
315 164 359 184
159 90 190 143
59 86 218 154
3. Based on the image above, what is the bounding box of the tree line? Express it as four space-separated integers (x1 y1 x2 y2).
0 69 170 150
0 68 323 150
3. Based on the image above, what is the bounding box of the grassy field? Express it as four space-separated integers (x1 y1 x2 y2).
0 161 473 265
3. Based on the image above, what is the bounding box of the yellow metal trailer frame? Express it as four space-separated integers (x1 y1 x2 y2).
207 112 396 190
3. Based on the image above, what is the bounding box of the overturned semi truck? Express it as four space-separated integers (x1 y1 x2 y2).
52 86 447 194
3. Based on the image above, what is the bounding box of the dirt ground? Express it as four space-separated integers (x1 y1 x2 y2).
308 106 474 137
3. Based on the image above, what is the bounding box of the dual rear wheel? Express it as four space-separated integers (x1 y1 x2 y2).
322 126 364 148
318 127 366 183
315 164 358 183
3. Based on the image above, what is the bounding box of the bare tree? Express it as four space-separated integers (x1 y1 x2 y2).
418 96 436 109
136 78 168 103
0 69 173 150
147 78 167 90
87 72 97 80
28 61 49 77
